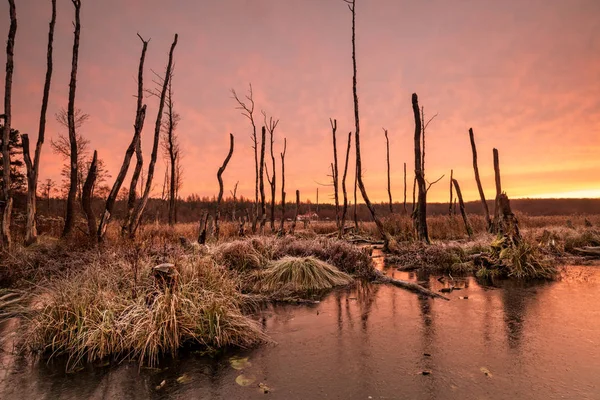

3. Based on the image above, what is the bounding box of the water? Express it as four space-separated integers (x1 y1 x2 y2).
2 254 600 399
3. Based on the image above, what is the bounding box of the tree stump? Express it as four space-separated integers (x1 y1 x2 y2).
153 263 177 290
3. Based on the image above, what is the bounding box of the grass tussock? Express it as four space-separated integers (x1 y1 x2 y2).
211 240 268 272
252 256 353 296
26 253 267 370
488 236 558 280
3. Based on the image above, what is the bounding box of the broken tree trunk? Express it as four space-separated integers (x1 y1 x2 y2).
279 138 287 234
81 150 97 239
384 128 393 213
412 93 429 244
22 0 55 246
492 147 502 232
258 126 266 233
289 189 299 235
497 192 521 244
62 0 81 238
197 211 209 244
346 0 389 248
1 0 17 249
452 178 473 237
339 131 352 239
129 33 178 238
469 128 491 231
98 34 148 242
214 133 234 240
330 118 340 228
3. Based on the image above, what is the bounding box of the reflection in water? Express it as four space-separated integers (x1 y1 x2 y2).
1 266 600 399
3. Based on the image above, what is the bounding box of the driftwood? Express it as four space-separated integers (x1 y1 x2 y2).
99 34 148 241
374 270 450 300
469 128 491 231
214 133 234 239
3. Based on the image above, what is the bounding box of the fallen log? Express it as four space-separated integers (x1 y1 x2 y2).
373 270 450 300
572 247 600 257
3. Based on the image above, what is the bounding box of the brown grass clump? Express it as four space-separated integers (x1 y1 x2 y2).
252 256 353 296
211 240 269 272
26 253 267 370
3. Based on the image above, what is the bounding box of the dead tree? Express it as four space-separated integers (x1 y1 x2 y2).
411 175 416 214
62 0 82 238
230 181 239 221
353 161 358 230
496 192 521 243
452 178 472 237
98 34 148 242
383 128 393 213
197 211 209 244
262 111 279 232
279 138 287 234
403 162 407 214
129 33 178 238
469 128 491 230
0 0 16 249
339 131 352 239
289 189 299 235
161 76 180 226
449 169 454 216
231 85 258 233
412 93 429 243
344 0 388 247
214 133 234 240
330 118 340 228
123 128 144 236
81 150 97 239
258 126 267 233
493 148 501 231
21 0 55 246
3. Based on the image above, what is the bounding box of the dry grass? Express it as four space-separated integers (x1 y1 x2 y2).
251 256 353 296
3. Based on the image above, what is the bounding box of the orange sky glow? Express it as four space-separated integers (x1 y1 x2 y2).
1 0 600 204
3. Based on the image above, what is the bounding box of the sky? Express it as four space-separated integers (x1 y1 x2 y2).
1 0 600 204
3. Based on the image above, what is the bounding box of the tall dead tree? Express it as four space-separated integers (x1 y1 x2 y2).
449 169 454 216
81 150 97 239
339 131 352 239
384 128 393 213
161 76 180 226
330 118 340 227
263 111 279 232
230 181 238 221
258 126 267 233
279 138 287 234
412 93 429 243
289 189 299 235
231 85 259 233
1 0 16 249
403 162 407 214
62 0 81 238
129 33 178 237
214 134 234 240
469 127 491 230
344 0 388 247
493 147 501 231
452 178 472 237
21 0 55 246
123 128 144 235
98 34 148 242
353 161 358 230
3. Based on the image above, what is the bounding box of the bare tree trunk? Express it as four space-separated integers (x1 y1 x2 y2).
289 189 299 235
263 112 278 232
279 138 287 234
197 211 209 244
469 127 491 230
1 0 16 249
452 178 472 237
98 34 148 241
412 93 429 243
384 128 393 213
214 133 234 240
167 83 177 227
258 126 266 233
129 34 178 238
330 118 340 228
62 0 81 238
493 147 501 231
403 162 407 214
123 130 144 236
449 169 454 216
339 131 352 239
316 188 319 217
82 150 97 239
497 193 521 243
411 175 416 214
353 163 358 230
231 181 238 221
345 0 388 247
21 0 55 246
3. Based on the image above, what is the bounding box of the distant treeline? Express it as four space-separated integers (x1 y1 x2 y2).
8 193 600 225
